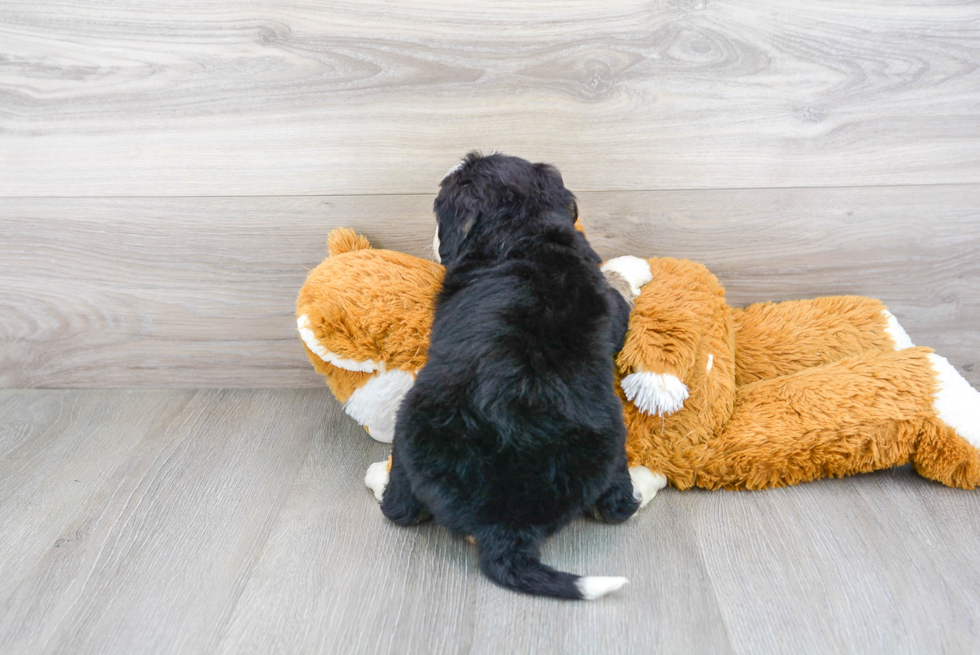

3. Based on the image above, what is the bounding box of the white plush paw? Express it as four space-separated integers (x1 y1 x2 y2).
621 371 689 416
629 466 667 509
364 424 393 444
364 460 390 502
601 256 653 296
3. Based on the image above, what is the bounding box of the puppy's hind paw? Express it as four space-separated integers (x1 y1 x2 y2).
629 466 667 509
364 460 390 502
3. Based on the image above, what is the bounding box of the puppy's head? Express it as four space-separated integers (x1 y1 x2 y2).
432 152 577 265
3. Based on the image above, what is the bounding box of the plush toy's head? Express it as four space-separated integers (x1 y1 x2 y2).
296 229 444 441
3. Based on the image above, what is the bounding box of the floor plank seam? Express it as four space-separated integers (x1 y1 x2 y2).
3 180 980 201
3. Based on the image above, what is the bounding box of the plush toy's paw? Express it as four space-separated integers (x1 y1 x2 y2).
363 424 393 444
621 370 690 416
629 466 668 509
364 460 390 502
601 256 654 296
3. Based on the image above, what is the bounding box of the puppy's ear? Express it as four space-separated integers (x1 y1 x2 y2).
533 162 564 187
534 162 577 224
433 188 480 264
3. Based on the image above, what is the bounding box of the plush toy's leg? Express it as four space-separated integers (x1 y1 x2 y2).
378 454 431 526
732 296 915 386
683 347 980 491
913 419 980 489
911 354 980 488
616 258 729 418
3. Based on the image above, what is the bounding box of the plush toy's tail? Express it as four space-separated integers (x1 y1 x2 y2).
475 526 627 600
327 228 372 257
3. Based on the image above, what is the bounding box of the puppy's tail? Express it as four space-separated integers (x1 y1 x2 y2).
475 526 628 600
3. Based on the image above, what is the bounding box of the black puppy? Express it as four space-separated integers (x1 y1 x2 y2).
375 153 657 600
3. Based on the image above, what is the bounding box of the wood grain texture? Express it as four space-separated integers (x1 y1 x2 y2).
0 390 183 597
2 0 979 196
3 389 979 654
693 469 980 654
1 185 977 388
0 388 323 655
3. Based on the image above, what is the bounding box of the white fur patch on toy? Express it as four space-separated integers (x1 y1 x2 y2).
882 310 915 350
928 353 980 450
576 576 629 600
365 460 390 502
621 370 690 416
344 369 416 443
629 466 668 509
707 354 714 372
601 256 653 296
297 314 380 373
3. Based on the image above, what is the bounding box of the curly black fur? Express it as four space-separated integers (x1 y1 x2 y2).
380 153 638 599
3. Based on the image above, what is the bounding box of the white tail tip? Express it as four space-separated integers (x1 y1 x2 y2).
576 576 629 600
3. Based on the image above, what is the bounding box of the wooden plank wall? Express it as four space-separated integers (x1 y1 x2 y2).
1 0 978 387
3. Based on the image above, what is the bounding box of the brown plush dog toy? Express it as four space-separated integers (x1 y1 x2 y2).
297 227 980 500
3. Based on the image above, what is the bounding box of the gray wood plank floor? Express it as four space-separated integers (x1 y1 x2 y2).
2 389 978 655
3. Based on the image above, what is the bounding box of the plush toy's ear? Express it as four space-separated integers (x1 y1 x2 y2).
327 228 372 257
